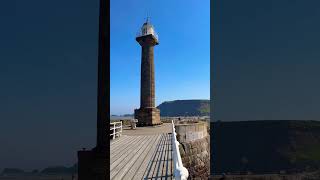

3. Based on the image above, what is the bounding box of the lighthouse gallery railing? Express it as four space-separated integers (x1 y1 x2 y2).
171 120 189 180
136 31 159 42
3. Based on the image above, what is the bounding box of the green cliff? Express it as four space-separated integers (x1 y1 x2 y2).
157 99 210 117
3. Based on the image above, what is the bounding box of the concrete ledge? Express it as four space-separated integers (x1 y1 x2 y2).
175 121 208 143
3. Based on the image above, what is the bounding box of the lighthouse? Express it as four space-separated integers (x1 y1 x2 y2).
134 18 162 126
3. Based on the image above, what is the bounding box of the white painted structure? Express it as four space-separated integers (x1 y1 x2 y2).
171 120 189 180
136 19 159 41
110 121 122 140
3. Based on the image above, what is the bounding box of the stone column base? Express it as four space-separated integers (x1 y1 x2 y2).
134 107 162 126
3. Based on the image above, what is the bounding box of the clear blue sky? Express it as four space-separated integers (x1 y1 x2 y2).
0 0 209 171
110 0 210 115
1 0 320 173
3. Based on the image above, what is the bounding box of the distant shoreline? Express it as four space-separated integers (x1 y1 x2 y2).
110 116 133 120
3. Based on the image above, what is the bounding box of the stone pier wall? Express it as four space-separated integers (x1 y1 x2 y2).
180 136 210 179
175 121 208 142
175 121 210 179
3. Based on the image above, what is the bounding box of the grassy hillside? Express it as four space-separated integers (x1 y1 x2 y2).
211 120 320 174
157 99 210 116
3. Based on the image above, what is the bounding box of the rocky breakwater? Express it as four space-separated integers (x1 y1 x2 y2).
175 120 210 179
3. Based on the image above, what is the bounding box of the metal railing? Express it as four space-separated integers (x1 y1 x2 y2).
171 120 189 180
136 30 159 42
110 121 122 140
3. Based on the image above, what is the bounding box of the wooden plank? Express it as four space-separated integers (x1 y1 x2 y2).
112 135 158 180
110 136 150 179
131 134 162 180
111 136 146 166
140 134 165 179
110 133 173 180
110 135 129 147
110 135 129 145
110 136 143 162
161 133 172 180
162 133 170 180
121 135 160 180
155 133 167 179
145 135 164 179
158 134 168 179
145 134 166 179
167 133 173 180
111 135 135 151
111 136 140 163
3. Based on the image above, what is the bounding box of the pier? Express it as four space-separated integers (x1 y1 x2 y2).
110 122 188 180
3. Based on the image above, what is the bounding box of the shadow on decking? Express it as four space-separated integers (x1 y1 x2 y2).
143 133 174 180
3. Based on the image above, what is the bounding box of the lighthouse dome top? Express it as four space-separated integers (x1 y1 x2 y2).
136 18 158 41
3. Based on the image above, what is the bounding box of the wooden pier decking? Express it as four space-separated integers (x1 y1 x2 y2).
110 123 173 180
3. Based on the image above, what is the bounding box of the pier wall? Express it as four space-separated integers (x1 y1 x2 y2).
175 121 210 179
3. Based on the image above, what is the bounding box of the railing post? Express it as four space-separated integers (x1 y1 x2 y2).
120 121 122 137
110 122 123 140
172 120 189 180
113 123 115 140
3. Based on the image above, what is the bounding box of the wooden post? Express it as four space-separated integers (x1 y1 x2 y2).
113 123 115 140
120 121 122 136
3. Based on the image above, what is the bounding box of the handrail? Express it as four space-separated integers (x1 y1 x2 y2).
136 31 159 42
110 121 122 140
172 120 189 180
